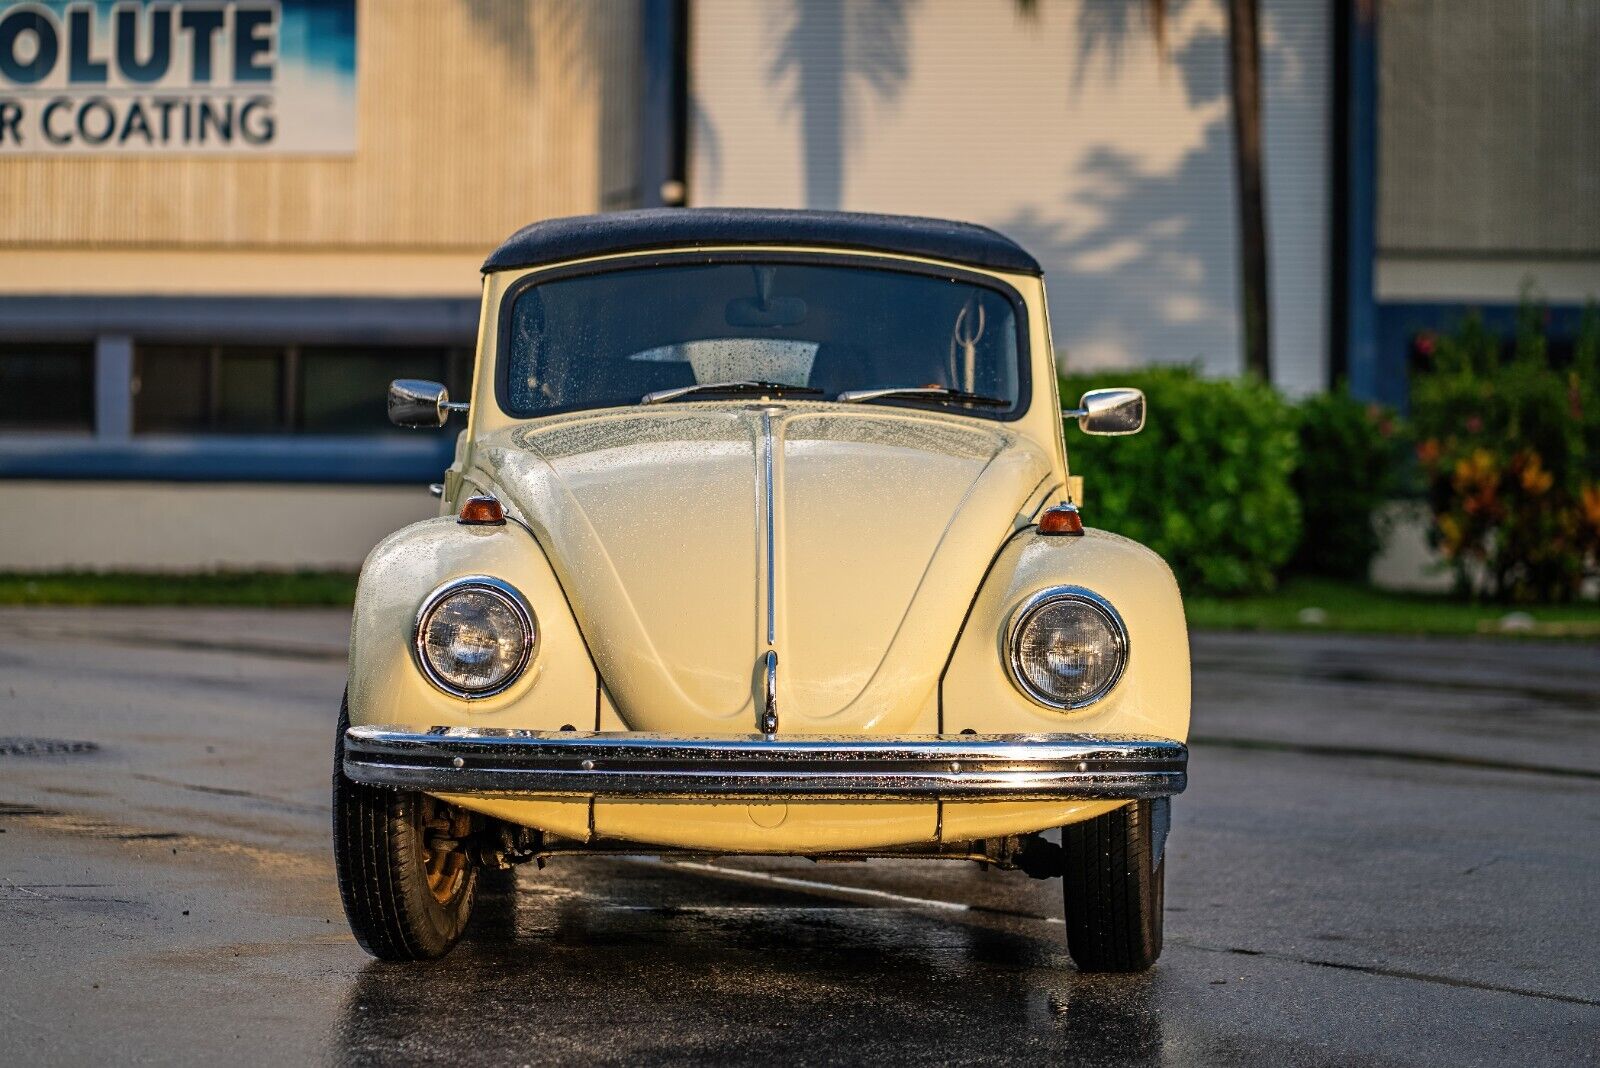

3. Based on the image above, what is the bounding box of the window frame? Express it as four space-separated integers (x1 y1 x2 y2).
133 343 291 435
0 295 479 484
131 342 473 436
0 341 97 433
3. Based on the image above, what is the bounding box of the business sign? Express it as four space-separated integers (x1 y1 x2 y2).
0 0 355 154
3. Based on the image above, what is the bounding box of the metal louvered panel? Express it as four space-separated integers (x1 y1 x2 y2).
1379 0 1600 257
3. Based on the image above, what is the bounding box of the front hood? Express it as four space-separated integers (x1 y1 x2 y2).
475 404 1053 733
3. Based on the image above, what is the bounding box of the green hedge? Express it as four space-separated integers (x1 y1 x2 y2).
1291 389 1405 580
1059 367 1301 595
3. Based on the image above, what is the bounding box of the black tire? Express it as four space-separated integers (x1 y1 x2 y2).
1061 799 1165 972
333 699 478 961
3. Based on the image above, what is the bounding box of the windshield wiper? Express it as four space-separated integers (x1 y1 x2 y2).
835 386 1010 408
641 380 824 405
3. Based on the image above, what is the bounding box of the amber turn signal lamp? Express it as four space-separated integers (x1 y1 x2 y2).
458 496 506 526
1038 503 1084 536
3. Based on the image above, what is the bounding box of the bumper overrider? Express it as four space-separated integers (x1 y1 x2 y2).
342 727 1188 801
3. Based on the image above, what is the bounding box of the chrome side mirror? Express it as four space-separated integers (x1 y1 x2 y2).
388 379 467 428
1067 387 1145 436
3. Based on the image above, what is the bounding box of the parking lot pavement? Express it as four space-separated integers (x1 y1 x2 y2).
1 607 1596 1066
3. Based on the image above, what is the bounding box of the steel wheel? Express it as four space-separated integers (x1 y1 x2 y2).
417 794 474 906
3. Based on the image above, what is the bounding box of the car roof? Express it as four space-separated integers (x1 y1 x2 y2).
481 207 1042 276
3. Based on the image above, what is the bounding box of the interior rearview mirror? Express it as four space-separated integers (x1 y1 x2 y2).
1069 387 1145 436
725 295 808 328
389 379 465 428
725 264 808 327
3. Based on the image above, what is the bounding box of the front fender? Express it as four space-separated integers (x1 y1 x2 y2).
935 526 1190 839
346 517 599 733
940 527 1190 742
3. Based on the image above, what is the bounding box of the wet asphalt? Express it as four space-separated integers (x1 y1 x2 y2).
1 607 1597 1066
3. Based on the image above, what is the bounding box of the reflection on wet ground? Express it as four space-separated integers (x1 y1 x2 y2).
333 866 1167 1067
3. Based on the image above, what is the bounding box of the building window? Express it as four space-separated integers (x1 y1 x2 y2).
299 346 474 433
133 344 472 434
0 343 95 431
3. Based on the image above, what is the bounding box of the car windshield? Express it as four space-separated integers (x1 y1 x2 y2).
501 260 1025 418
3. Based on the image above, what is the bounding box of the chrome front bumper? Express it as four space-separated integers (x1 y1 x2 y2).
342 726 1188 801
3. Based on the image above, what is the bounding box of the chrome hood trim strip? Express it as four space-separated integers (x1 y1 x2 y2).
762 406 777 647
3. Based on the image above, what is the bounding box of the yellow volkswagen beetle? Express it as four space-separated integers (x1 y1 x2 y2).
334 208 1190 972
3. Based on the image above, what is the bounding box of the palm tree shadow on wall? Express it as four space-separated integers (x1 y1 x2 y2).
462 2 539 86
1061 0 1181 89
1001 122 1237 376
998 6 1237 375
1004 0 1320 377
1039 0 1273 378
771 0 916 210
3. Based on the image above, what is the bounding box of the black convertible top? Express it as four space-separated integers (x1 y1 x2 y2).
481 208 1042 275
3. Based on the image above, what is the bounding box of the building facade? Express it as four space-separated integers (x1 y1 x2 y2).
1 0 1596 570
0 0 640 567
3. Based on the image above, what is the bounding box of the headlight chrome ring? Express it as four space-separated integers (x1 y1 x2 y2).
1005 586 1129 710
412 576 537 699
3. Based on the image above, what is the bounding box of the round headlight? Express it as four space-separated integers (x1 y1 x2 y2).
413 578 536 698
1007 588 1128 709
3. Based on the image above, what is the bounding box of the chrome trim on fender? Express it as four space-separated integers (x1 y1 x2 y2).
1005 586 1130 710
411 576 537 700
342 726 1187 801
